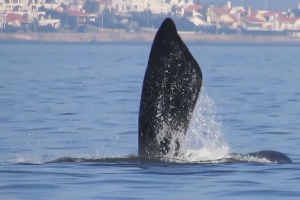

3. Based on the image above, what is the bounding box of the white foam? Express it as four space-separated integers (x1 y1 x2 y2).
158 87 232 162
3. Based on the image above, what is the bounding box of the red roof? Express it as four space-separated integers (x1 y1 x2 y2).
68 10 89 16
6 13 28 23
277 16 299 23
242 16 265 23
185 4 203 12
213 7 231 15
240 10 267 23
263 11 284 17
55 9 89 16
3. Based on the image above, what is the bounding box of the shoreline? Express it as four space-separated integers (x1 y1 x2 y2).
1 32 300 45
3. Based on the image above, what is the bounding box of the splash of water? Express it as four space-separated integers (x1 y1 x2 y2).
9 87 274 165
159 87 232 162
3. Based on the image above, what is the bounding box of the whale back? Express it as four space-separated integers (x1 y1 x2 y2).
138 18 202 157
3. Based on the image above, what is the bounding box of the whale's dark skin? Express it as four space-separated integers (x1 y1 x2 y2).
138 18 202 157
245 150 292 164
138 17 293 164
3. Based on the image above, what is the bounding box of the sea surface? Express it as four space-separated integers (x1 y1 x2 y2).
0 42 300 199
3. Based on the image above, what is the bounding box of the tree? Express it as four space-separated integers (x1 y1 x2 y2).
60 2 68 10
84 0 99 14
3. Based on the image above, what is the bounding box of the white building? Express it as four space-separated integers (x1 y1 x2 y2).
0 0 5 11
111 0 168 14
111 0 193 14
0 0 64 30
39 15 60 28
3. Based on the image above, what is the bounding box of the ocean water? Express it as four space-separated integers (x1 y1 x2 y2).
0 42 300 199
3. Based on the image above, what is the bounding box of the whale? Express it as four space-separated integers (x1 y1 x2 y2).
138 17 202 157
138 17 292 164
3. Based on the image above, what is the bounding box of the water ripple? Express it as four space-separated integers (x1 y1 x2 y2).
0 44 300 199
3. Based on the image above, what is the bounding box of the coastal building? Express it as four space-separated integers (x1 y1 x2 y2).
1 0 62 14
0 0 5 11
45 8 88 30
95 0 110 13
240 6 267 30
183 4 213 27
111 0 193 14
245 7 266 22
263 11 284 21
260 10 300 31
4 0 45 5
0 11 5 29
84 0 111 14
262 11 283 30
241 16 265 30
206 5 238 29
184 4 203 15
230 6 245 15
111 0 170 14
38 14 60 29
2 12 28 29
0 0 300 34
274 15 300 31
39 0 61 10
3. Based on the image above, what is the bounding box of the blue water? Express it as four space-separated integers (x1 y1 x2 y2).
0 43 300 199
